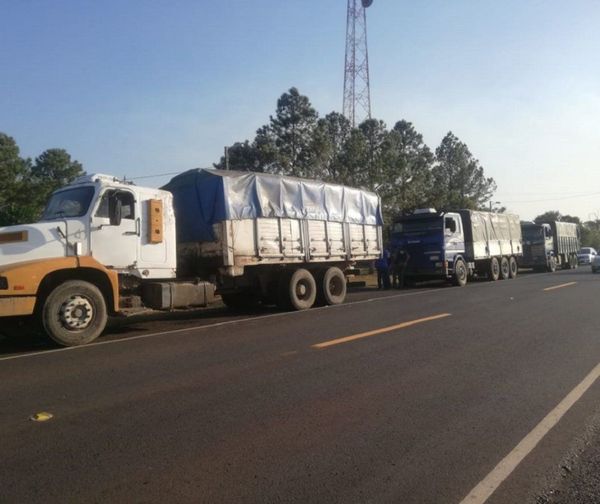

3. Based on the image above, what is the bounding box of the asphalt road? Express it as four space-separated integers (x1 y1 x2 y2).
2 269 600 503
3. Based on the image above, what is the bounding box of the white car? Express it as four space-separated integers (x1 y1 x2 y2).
578 247 597 265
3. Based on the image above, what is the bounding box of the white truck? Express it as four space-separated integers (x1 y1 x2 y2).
0 169 383 346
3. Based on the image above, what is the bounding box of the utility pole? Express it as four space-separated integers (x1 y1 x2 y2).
343 0 373 127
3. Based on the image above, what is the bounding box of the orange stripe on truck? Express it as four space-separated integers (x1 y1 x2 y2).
0 296 36 317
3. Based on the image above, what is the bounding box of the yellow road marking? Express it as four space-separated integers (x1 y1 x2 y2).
543 282 577 291
459 361 600 504
312 313 452 349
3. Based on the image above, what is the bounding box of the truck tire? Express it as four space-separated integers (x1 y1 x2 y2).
42 280 108 347
509 256 518 278
452 259 468 287
317 267 347 305
547 257 557 273
279 269 317 311
500 257 510 280
489 258 500 281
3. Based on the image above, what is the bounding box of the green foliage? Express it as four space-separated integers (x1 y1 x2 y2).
0 133 30 226
533 211 582 226
218 88 498 224
431 132 497 210
581 221 600 249
0 134 84 226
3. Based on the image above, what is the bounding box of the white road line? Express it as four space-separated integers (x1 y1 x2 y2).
459 361 600 504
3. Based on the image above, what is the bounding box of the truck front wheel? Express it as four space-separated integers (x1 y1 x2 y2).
452 259 468 287
42 280 108 347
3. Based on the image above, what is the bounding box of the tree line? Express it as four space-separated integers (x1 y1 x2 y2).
215 87 497 223
0 133 84 226
2 87 598 250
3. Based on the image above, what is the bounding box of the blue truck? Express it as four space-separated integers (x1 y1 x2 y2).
390 209 523 286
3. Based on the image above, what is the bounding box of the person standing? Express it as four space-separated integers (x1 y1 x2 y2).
376 248 391 289
392 247 411 288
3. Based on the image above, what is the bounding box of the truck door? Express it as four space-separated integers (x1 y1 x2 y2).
90 189 139 270
444 215 465 258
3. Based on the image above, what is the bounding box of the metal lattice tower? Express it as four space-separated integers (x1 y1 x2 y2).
343 0 373 127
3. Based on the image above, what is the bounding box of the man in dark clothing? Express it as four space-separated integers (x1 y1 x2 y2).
376 249 391 289
392 247 410 288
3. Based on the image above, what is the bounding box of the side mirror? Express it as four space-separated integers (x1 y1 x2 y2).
109 197 122 226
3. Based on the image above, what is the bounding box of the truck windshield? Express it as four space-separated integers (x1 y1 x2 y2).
392 218 443 235
522 226 543 241
41 187 95 220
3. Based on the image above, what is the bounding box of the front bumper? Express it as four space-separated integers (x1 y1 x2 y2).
0 296 36 317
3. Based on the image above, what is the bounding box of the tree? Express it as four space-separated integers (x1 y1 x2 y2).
431 132 497 210
533 211 561 224
311 112 353 182
533 211 581 225
262 87 319 178
0 133 29 226
377 120 434 219
0 135 85 226
214 141 263 172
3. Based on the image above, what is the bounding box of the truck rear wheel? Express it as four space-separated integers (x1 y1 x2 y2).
317 267 347 305
500 257 510 280
279 269 317 310
42 280 108 347
452 259 468 287
489 258 500 281
509 256 518 278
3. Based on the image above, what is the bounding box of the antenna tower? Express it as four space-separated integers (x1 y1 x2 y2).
343 0 373 127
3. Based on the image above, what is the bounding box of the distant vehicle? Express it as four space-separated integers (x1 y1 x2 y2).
518 221 579 272
578 247 597 265
391 209 522 287
591 254 600 273
0 169 383 346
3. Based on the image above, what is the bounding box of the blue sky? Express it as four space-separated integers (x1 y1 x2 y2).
1 0 599 220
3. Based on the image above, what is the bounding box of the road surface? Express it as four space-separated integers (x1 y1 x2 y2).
2 269 600 503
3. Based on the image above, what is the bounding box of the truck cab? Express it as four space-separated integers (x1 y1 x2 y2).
0 174 176 345
519 222 553 270
390 209 466 283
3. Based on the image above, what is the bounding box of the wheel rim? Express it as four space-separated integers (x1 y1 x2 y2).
60 295 94 330
295 281 310 300
457 263 466 281
328 275 344 296
501 260 509 276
